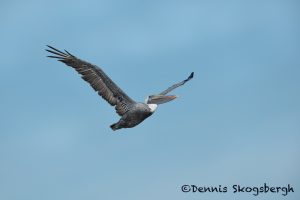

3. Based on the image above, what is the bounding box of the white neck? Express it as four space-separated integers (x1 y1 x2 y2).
147 104 158 113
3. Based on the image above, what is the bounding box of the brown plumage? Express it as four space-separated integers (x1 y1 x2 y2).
46 45 194 130
46 45 134 117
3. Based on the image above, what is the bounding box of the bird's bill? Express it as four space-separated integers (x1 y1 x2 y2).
148 95 177 104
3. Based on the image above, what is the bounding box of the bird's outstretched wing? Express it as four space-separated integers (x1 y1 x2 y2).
159 72 194 95
46 45 135 116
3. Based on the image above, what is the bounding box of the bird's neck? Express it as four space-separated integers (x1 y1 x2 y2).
147 104 158 113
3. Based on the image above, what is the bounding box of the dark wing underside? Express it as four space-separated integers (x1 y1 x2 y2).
159 72 194 95
46 45 135 116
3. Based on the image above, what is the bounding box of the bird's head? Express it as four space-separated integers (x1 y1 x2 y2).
145 94 178 105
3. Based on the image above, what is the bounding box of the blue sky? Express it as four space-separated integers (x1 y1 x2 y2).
0 0 299 199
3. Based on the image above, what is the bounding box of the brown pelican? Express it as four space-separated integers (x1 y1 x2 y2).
46 45 194 131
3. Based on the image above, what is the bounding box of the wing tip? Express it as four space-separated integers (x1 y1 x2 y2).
45 45 69 56
45 45 75 59
190 72 194 79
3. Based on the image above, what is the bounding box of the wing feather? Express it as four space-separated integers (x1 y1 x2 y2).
46 45 135 116
159 72 194 95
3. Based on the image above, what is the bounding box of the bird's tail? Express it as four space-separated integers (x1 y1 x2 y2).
110 123 119 131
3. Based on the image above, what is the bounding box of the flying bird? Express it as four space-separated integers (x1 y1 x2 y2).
46 45 194 131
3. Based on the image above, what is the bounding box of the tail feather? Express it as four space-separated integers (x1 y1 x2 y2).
110 123 119 131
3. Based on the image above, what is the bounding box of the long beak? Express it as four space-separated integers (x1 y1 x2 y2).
148 95 177 104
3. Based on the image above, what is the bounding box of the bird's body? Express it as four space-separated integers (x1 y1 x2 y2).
46 45 193 131
111 103 154 130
